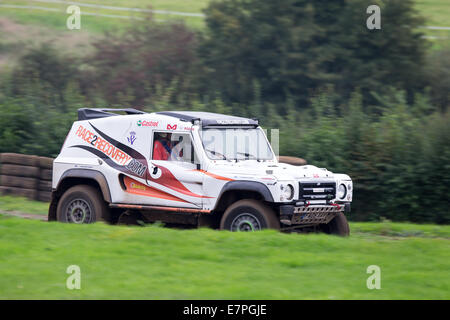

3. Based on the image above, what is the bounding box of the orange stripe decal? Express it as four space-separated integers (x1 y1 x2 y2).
192 169 234 181
124 176 189 203
111 203 211 214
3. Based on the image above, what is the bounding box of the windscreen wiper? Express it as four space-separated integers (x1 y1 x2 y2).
205 149 228 160
235 151 258 160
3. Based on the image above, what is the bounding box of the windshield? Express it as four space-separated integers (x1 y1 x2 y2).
200 127 275 161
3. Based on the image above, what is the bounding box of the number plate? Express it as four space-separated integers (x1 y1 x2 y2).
313 188 325 193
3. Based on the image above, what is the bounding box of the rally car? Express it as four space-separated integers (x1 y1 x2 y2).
48 108 352 235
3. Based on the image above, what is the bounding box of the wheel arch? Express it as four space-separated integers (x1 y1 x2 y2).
48 169 111 221
213 180 274 213
220 198 280 231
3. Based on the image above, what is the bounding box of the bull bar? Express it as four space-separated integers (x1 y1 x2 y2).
279 203 350 225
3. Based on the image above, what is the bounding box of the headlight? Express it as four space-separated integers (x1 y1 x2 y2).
337 183 347 199
280 184 294 201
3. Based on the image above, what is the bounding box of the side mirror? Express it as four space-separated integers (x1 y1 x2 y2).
196 163 201 170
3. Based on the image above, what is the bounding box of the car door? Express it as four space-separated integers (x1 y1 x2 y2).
146 130 205 208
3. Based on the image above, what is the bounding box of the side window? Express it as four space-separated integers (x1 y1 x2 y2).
152 132 197 163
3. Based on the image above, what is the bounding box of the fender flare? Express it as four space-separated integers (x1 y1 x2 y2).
56 169 112 203
214 180 274 210
48 169 112 221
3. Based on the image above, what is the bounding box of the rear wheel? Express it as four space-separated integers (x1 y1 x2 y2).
220 199 280 231
57 185 110 224
320 212 350 236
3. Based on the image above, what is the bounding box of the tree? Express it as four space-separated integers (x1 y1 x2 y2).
85 18 199 107
200 0 428 109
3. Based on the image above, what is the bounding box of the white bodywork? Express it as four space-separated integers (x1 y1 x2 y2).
53 112 353 211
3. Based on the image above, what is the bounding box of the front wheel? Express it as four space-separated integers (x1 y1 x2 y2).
220 199 280 232
56 185 110 224
320 212 350 236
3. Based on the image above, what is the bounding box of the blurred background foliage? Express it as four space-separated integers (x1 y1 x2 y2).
0 0 449 223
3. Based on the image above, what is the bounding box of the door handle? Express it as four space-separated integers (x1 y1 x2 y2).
148 165 162 180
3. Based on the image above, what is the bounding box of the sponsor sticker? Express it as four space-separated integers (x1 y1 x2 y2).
127 131 136 145
130 182 146 190
126 158 147 177
137 120 159 127
216 119 249 125
75 125 131 166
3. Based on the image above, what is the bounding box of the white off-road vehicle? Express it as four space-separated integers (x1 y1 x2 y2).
49 108 353 235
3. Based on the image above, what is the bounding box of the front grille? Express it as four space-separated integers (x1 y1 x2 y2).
298 181 336 201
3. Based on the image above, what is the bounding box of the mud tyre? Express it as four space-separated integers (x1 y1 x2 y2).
38 156 54 169
56 185 110 224
0 153 39 167
0 186 37 200
39 169 52 181
38 180 52 191
320 212 350 236
37 191 52 203
0 164 40 178
277 156 307 166
220 199 280 232
0 175 38 189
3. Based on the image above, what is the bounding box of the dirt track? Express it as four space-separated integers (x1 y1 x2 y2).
0 210 47 221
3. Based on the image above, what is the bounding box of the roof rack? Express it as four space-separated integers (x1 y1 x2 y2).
156 111 200 124
156 111 259 127
78 108 146 121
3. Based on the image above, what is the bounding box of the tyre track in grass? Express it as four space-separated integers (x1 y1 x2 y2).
0 210 48 221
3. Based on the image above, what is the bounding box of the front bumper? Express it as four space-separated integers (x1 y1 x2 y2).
279 203 350 225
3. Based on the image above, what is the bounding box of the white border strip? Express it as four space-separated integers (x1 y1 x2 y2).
423 26 450 31
0 4 60 12
30 0 205 17
0 4 165 21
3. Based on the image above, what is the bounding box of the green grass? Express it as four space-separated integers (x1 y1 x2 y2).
0 196 48 215
0 0 209 32
415 0 450 26
351 221 450 238
0 214 448 299
2 195 449 237
71 0 209 13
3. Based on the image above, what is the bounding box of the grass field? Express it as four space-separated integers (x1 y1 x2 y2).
0 0 209 32
0 195 49 215
415 0 450 26
0 206 449 299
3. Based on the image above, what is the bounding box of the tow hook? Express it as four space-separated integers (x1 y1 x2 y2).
330 203 341 210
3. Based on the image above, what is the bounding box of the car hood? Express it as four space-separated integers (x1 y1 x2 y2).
206 161 335 181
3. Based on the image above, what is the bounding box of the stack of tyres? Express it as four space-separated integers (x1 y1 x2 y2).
0 153 40 200
37 156 53 202
277 156 307 166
